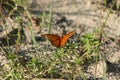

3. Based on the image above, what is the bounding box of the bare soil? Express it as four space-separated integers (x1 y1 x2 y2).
0 0 120 80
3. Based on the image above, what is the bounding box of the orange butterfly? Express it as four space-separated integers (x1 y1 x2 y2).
41 30 76 48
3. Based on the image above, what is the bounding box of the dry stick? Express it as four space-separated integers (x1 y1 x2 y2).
95 2 116 80
46 2 53 48
99 1 116 43
99 11 111 43
26 10 37 47
48 2 53 34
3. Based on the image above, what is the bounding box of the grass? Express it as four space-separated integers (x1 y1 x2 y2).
0 31 100 79
0 0 117 80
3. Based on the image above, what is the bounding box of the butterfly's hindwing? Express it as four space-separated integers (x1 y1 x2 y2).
42 34 61 47
51 38 61 47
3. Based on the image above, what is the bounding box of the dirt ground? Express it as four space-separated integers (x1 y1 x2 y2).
0 0 120 80
30 0 120 79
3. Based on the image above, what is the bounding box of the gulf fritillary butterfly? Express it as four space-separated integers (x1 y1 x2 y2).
41 30 76 48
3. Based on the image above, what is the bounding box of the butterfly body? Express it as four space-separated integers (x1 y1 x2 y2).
42 30 76 48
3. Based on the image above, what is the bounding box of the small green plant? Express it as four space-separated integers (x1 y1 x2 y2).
80 33 100 62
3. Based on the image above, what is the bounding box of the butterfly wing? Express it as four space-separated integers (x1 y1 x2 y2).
60 30 76 47
42 34 61 47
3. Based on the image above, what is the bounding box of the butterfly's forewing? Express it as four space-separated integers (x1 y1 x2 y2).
60 30 76 47
42 34 61 47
